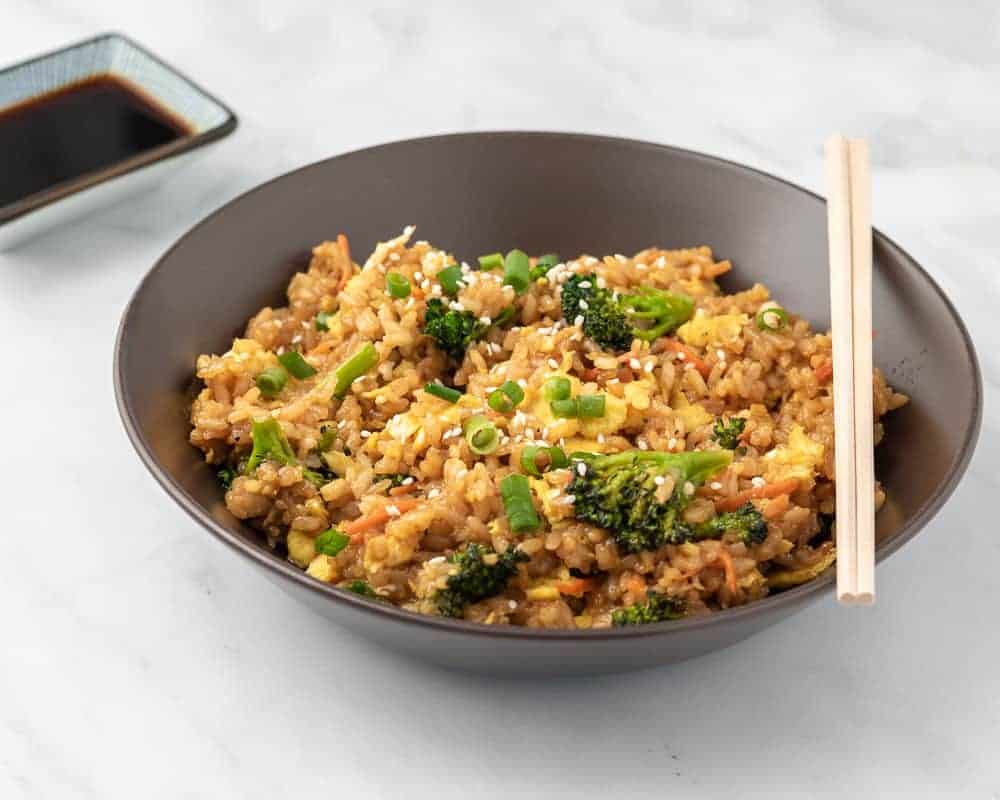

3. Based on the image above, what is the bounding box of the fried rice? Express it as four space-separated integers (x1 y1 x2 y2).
188 227 907 629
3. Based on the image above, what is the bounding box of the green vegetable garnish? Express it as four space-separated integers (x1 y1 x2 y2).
500 473 541 533
755 305 790 331
256 366 288 398
333 343 378 399
315 424 336 453
423 298 488 361
434 543 528 617
612 591 686 626
425 382 462 403
315 310 336 331
344 579 379 599
520 445 569 477
277 350 317 379
550 398 578 418
438 264 464 296
576 394 606 418
543 375 571 403
487 380 524 413
712 416 746 449
478 252 503 270
503 249 531 294
386 272 411 298
464 415 499 455
314 528 350 556
245 417 297 472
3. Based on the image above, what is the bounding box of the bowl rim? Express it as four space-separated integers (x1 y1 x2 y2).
113 131 983 641
0 31 238 227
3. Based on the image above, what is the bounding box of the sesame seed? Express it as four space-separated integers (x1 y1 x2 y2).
414 271 423 280
386 504 400 516
597 434 606 443
479 316 491 326
402 477 415 485
516 380 526 389
637 439 649 451
548 358 559 369
428 488 441 499
508 600 517 610
668 437 678 449
596 277 607 289
574 315 585 327
683 481 695 496
644 361 654 373
389 252 400 261
717 349 726 361
655 256 666 268
360 430 371 438
654 475 665 486
337 420 347 429
375 396 385 405
710 481 723 490
578 300 589 310
579 281 592 289
576 462 587 476
450 301 465 312
630 358 641 369
751 476 766 488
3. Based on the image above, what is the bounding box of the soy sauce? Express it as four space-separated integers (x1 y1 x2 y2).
0 74 191 208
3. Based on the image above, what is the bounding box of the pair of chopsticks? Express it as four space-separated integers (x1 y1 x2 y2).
824 135 875 606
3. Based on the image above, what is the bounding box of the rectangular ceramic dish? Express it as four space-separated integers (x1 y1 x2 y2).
0 33 237 250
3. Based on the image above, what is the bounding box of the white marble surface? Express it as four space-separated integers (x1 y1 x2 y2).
1 2 997 797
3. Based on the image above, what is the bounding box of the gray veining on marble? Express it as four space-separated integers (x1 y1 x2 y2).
0 2 996 798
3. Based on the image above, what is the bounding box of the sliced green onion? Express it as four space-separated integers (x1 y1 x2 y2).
333 343 378 399
344 579 379 598
463 415 499 455
386 272 411 298
478 252 503 270
315 310 336 331
314 528 350 556
577 394 606 418
550 398 578 418
425 382 462 403
488 380 524 413
544 375 571 403
256 366 288 398
503 249 531 294
500 474 541 533
569 451 600 463
755 305 790 331
278 350 317 379
536 253 560 269
520 445 569 477
438 264 464 296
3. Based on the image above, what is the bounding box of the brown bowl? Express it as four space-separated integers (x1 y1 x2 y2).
114 133 981 675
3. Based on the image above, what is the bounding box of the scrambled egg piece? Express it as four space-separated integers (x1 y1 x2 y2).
676 310 749 347
286 530 317 568
671 388 713 430
763 424 825 482
768 548 837 589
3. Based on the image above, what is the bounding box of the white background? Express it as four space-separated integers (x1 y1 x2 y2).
1 2 998 798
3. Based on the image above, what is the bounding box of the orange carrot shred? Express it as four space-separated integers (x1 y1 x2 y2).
342 498 421 541
815 360 833 384
714 478 800 513
716 548 738 594
336 233 353 291
389 483 418 496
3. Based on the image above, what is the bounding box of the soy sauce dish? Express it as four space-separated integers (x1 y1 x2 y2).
114 133 981 675
0 33 236 249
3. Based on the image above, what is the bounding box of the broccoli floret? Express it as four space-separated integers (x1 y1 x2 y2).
423 298 488 361
561 273 694 350
217 465 238 490
435 543 528 618
612 591 686 626
568 450 733 553
712 416 746 449
692 502 767 546
245 417 327 486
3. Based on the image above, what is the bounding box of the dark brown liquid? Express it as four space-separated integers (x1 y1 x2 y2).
0 74 191 208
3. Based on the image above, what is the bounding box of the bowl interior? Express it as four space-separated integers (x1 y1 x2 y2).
116 133 981 625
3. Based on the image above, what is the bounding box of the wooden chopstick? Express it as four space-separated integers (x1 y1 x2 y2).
824 134 875 606
825 135 859 604
848 139 875 604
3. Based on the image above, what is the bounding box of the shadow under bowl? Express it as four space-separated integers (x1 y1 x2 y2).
114 133 982 675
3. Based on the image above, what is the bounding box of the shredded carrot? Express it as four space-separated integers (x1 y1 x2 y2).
815 360 833 384
389 482 419 497
704 259 733 279
343 498 421 541
336 233 353 291
762 492 790 520
554 577 599 597
662 338 711 378
716 548 738 594
715 478 800 513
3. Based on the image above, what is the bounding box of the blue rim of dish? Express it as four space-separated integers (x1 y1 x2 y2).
113 132 984 641
0 32 238 227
